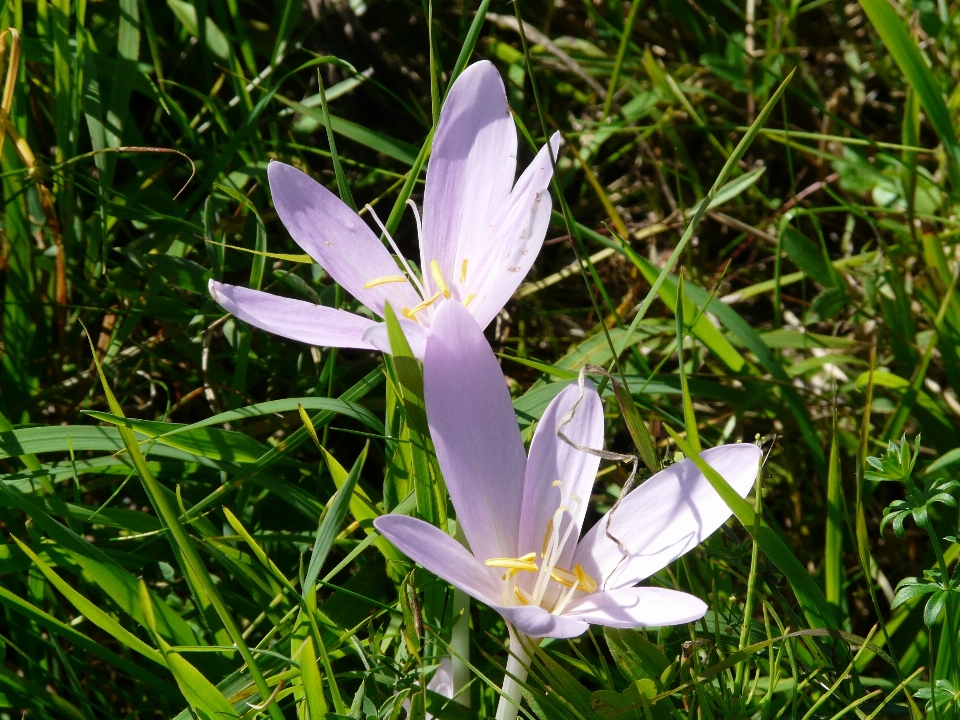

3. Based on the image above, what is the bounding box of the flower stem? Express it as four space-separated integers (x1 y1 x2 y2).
451 588 470 708
496 632 531 720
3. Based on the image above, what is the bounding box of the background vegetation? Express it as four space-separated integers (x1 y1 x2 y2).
1 0 960 717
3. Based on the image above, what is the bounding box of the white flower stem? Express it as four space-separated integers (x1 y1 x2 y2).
495 631 531 720
450 588 470 708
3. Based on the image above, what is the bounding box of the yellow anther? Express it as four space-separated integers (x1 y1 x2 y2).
363 275 408 289
410 291 442 315
485 557 538 573
430 260 451 298
551 479 563 487
401 307 419 323
573 564 598 593
460 259 469 283
541 517 554 557
549 567 578 588
463 293 476 308
514 586 534 606
518 552 537 562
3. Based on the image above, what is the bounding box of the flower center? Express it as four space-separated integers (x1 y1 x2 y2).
360 203 481 323
483 481 597 615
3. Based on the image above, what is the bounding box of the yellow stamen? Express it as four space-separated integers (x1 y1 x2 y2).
401 307 419 323
485 556 538 573
362 275 407 289
573 564 598 593
551 479 564 487
514 586 534 605
430 260 451 298
460 259 469 283
463 293 476 308
541 517 554 557
550 567 578 588
409 292 442 315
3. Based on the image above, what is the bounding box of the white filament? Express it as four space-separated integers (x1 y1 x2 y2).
365 203 427 299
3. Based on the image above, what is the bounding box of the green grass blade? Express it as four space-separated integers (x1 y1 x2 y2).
613 68 795 362
10 535 167 667
299 636 329 719
825 416 844 611
0 482 200 646
314 65 356 211
0 584 178 697
859 0 960 189
384 303 438 525
139 581 240 719
0 407 41 471
303 444 366 591
82 325 285 720
448 0 491 87
675 272 702 453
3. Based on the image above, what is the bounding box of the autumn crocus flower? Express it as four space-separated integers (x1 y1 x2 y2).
208 61 560 358
374 301 761 718
375 301 761 638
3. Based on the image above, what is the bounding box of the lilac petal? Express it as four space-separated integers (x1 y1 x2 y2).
562 587 707 628
573 444 762 590
518 380 603 574
495 604 589 639
465 134 561 328
421 61 517 297
361 319 428 359
267 162 421 316
427 657 454 697
209 280 377 350
423 301 526 562
374 515 501 606
407 657 453 720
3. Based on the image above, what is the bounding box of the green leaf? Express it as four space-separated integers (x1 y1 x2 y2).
154 396 384 437
611 380 660 474
0 425 229 468
384 303 438 525
781 226 836 288
166 0 231 61
706 166 766 210
891 579 938 608
924 589 949 627
139 581 240 718
604 628 670 683
83 412 268 463
274 95 419 165
319 446 404 564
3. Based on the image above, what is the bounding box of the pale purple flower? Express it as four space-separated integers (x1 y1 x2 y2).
208 61 560 358
374 302 762 640
404 657 456 720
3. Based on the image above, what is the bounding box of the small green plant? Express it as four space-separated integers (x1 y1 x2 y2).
870 435 960 716
873 436 960 626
